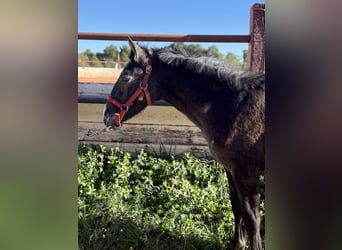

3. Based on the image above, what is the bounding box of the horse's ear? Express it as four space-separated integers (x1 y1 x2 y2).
128 37 148 65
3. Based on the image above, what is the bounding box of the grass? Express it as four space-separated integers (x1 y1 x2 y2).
78 144 265 249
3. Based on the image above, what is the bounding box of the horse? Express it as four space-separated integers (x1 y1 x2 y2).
103 38 265 250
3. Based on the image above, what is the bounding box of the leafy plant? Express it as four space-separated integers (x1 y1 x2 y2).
78 144 265 249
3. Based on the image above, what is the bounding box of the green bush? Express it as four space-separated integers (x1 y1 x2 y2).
78 144 265 249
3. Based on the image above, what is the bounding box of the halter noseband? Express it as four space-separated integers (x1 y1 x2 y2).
107 57 153 128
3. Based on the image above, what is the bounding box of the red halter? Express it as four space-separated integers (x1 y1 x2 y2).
107 57 153 128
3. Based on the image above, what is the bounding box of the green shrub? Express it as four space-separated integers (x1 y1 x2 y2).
78 144 265 249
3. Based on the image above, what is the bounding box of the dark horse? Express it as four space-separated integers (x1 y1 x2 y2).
103 38 265 250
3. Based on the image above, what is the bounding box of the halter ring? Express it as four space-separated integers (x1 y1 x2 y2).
121 104 129 112
139 81 148 89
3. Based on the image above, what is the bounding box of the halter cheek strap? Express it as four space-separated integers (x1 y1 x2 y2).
107 57 153 128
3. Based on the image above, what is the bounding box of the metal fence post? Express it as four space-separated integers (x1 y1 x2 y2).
247 3 265 72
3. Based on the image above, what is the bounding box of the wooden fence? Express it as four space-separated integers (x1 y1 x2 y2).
78 3 265 153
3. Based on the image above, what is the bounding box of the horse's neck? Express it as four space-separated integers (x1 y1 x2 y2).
155 64 237 134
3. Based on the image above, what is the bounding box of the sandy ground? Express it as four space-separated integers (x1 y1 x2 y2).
78 103 194 126
78 67 121 84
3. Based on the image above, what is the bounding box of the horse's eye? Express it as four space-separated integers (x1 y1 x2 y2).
134 68 143 75
121 75 131 82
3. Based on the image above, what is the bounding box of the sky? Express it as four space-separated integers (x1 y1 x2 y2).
78 0 265 58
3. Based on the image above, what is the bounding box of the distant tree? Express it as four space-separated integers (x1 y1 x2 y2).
78 45 247 70
242 49 248 64
95 52 106 66
225 52 243 71
81 45 117 67
119 45 130 62
78 49 98 67
169 42 186 52
88 56 102 67
186 44 206 56
103 45 118 61
81 49 102 67
205 45 223 59
242 49 248 70
78 53 90 67
83 49 94 58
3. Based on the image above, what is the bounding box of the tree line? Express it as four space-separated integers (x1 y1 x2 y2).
78 43 247 71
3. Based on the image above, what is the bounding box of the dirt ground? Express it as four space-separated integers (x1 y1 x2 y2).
78 67 121 84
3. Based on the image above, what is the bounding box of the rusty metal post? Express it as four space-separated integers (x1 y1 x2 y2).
247 3 265 72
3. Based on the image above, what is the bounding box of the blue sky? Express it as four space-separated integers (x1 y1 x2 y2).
78 0 265 58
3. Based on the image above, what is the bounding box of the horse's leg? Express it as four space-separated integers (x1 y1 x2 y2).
226 170 247 250
233 165 262 250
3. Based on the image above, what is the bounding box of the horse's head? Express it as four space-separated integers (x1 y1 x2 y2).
103 38 158 129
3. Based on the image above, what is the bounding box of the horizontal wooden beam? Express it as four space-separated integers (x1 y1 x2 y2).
78 95 169 106
78 83 169 105
78 32 250 43
80 141 210 157
78 122 207 146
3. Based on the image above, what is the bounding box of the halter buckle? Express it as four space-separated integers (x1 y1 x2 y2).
145 64 152 74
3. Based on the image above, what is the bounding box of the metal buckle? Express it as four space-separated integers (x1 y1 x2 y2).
121 104 129 112
139 81 148 89
145 64 152 74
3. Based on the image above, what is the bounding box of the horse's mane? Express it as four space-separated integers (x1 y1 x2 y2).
152 44 264 91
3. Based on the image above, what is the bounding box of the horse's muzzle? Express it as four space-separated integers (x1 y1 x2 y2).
103 112 122 130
